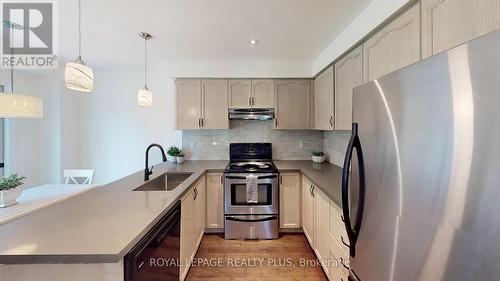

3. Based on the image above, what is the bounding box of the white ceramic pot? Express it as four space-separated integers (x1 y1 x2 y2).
167 155 177 163
176 156 185 164
312 155 325 163
0 188 23 208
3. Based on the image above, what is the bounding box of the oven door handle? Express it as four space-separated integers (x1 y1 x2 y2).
225 175 278 180
225 215 278 222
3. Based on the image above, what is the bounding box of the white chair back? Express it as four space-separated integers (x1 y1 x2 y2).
63 169 94 184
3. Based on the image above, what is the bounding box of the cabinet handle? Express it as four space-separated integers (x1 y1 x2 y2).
279 175 283 186
220 175 223 185
341 236 351 248
275 118 278 127
311 186 315 197
249 97 252 106
198 118 201 128
340 257 349 270
252 97 255 106
201 118 204 127
194 188 198 200
329 116 333 127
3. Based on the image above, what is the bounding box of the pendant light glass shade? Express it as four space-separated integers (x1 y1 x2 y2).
0 93 43 118
65 0 94 93
65 58 94 92
138 87 153 107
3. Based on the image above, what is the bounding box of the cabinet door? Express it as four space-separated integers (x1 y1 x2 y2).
194 177 206 247
314 187 331 277
274 80 311 129
180 189 195 280
302 177 314 246
422 0 500 58
279 172 301 229
206 173 224 229
252 79 275 108
314 66 334 130
229 80 252 108
363 4 420 82
202 80 229 129
176 80 201 130
334 46 363 131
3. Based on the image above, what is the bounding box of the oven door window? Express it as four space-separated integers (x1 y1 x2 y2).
231 183 273 205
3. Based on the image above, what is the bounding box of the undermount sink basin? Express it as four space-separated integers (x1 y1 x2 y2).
133 172 193 191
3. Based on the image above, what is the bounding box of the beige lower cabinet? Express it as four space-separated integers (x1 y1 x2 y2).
313 187 331 277
206 173 224 229
422 0 500 58
279 172 301 229
334 46 363 131
180 176 206 281
363 3 420 82
301 177 315 246
274 80 311 129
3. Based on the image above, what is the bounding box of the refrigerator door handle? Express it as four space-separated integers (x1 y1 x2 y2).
342 123 366 258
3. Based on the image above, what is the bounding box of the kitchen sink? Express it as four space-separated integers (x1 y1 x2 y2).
133 172 193 191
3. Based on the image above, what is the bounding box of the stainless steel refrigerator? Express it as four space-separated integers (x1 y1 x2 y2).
342 29 500 281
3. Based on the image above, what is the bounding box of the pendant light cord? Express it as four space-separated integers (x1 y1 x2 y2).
10 26 14 93
78 0 82 58
144 37 147 87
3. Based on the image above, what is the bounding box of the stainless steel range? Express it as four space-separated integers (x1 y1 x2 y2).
224 143 279 240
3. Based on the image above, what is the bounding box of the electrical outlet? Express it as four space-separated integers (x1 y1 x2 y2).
299 141 304 149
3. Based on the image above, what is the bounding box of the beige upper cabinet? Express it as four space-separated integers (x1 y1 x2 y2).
279 172 301 229
363 4 421 82
334 46 363 131
422 0 500 58
206 173 224 229
176 80 202 130
229 80 252 108
251 79 275 108
202 80 229 129
274 80 311 129
314 66 334 130
176 79 228 130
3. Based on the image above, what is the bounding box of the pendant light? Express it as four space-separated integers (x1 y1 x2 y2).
138 32 153 107
64 0 94 93
0 21 43 118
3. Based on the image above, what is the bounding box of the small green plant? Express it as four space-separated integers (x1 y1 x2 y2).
312 151 325 157
177 151 185 157
0 174 26 191
167 146 181 156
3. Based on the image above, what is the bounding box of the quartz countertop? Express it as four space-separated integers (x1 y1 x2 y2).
0 160 342 264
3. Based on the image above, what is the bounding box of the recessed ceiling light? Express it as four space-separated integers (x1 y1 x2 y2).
250 39 259 46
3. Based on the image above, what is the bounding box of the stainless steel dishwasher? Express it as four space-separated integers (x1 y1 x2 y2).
124 201 181 281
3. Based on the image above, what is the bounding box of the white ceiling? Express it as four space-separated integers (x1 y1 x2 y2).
58 0 371 71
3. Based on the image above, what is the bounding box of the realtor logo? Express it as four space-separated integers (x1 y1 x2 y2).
1 0 58 69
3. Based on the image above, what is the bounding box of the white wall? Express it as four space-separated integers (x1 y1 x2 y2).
312 0 411 75
1 70 61 188
78 68 181 184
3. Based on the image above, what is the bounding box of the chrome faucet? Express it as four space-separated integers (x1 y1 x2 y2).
144 143 167 181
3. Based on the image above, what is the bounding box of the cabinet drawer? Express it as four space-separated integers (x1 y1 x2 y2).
329 215 349 256
330 235 350 278
329 199 344 226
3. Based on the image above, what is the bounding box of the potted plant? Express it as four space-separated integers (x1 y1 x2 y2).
312 151 325 163
167 146 181 163
176 151 185 164
0 174 26 208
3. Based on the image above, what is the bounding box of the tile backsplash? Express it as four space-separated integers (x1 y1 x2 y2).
182 120 324 160
324 130 351 167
